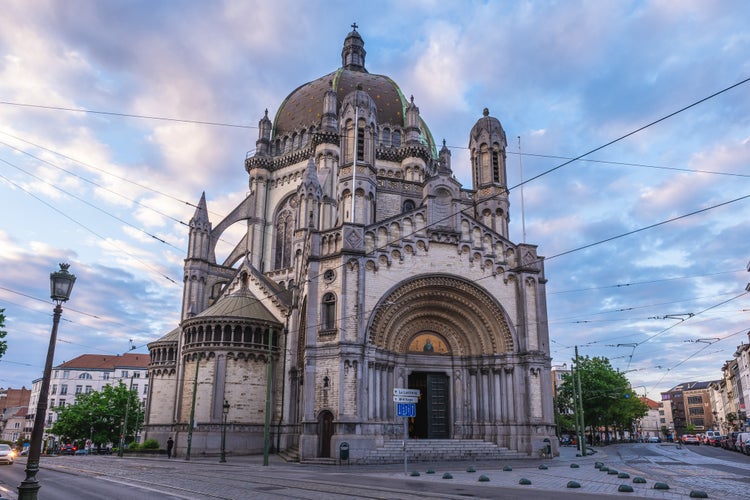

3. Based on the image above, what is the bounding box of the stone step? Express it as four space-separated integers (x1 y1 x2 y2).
360 439 528 464
278 446 300 463
301 457 337 465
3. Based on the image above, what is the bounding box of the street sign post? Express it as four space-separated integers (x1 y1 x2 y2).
392 388 421 476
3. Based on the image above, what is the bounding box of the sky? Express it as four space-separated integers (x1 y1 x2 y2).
0 0 749 402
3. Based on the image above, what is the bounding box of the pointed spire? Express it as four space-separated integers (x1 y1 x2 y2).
190 192 209 227
405 95 421 144
300 156 322 192
439 139 452 174
256 109 272 156
321 80 339 132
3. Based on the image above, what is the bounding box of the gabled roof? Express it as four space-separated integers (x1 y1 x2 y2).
640 397 660 410
56 353 149 370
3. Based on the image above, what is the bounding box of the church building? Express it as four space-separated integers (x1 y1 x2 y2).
144 27 557 462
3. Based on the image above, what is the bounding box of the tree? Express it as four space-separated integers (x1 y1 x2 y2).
557 356 648 443
0 308 7 359
51 382 143 447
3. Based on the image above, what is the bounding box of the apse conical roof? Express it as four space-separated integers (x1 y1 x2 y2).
193 288 278 323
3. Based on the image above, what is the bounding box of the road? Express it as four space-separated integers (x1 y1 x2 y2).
0 443 748 499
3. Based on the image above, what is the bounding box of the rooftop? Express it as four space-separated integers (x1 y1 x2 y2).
56 353 149 371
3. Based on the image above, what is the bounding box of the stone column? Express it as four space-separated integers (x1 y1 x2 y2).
368 361 375 419
469 368 478 425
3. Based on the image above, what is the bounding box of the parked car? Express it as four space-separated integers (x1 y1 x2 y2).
682 434 700 445
74 448 88 455
722 432 739 450
703 430 717 445
0 444 15 465
648 436 661 443
61 444 77 455
735 432 750 454
710 434 723 446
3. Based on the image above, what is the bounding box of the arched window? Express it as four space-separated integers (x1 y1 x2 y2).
381 128 391 147
322 293 336 330
402 200 415 213
78 373 92 380
491 147 500 183
343 119 354 162
392 130 401 147
356 125 365 162
274 197 297 270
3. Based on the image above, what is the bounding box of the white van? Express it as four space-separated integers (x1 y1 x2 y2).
734 432 750 454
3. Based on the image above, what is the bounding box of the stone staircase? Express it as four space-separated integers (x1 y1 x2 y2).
359 439 528 464
278 445 300 463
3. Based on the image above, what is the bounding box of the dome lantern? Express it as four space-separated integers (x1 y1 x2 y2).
341 23 366 71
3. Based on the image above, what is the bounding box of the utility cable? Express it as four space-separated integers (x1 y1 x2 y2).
156 74 750 338
0 172 179 285
0 136 189 227
0 100 256 129
0 157 182 251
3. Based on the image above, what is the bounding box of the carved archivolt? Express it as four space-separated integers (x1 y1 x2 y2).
369 274 514 355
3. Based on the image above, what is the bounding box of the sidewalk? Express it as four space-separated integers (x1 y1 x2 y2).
359 444 708 498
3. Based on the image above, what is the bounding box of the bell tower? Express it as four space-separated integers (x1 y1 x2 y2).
469 108 510 238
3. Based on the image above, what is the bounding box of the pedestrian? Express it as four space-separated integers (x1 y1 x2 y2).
166 437 174 459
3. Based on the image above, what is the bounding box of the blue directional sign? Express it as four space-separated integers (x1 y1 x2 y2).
397 403 416 417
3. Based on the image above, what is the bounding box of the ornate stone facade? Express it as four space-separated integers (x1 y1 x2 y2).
144 27 556 461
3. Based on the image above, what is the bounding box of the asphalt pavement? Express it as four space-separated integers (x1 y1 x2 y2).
1 442 748 499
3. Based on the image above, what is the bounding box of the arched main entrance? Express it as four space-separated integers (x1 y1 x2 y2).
368 274 516 442
408 372 450 439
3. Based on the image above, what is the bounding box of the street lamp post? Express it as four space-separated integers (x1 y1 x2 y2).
220 400 229 463
118 374 135 457
18 263 76 500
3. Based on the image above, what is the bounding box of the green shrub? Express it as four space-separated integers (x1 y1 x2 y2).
141 438 160 450
128 443 141 450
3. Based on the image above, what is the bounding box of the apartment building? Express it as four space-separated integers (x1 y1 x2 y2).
29 353 149 428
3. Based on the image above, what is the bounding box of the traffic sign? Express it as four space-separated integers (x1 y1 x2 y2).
397 403 416 417
393 388 420 397
393 395 419 403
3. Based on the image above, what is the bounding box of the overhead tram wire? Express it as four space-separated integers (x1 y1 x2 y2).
0 130 225 220
505 151 750 179
0 157 182 251
13 78 737 334
549 269 746 295
0 172 179 285
170 76 750 324
649 339 745 387
313 75 750 286
549 289 742 324
610 289 750 372
468 191 750 288
0 285 160 330
635 290 749 348
0 136 189 228
0 101 257 130
7 76 749 280
0 130 245 251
